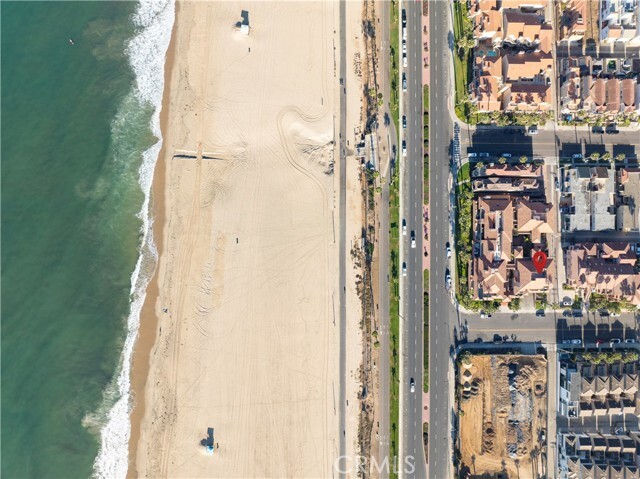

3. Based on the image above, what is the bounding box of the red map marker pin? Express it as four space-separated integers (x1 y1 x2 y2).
532 251 547 274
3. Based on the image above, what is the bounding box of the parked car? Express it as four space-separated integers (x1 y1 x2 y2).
402 140 407 157
536 310 545 317
610 338 621 346
468 152 478 158
402 73 407 92
445 272 452 290
402 219 407 235
625 339 637 344
501 153 512 158
570 339 582 345
402 41 406 54
480 311 486 319
402 115 407 129
606 123 619 134
528 125 538 135
592 126 604 134
403 54 407 68
479 152 490 158
446 243 452 258
563 310 572 317
402 262 407 277
572 153 583 160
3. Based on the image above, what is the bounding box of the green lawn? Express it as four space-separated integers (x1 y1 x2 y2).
389 171 400 479
452 1 472 122
390 0 400 133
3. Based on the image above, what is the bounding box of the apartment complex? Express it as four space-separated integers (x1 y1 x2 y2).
600 0 640 45
561 166 616 232
468 164 557 301
565 242 640 306
558 356 640 479
469 0 554 112
559 56 640 119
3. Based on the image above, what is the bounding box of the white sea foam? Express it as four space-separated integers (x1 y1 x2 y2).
91 0 175 478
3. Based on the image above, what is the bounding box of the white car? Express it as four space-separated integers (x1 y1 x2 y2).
402 262 407 277
402 219 407 235
403 27 407 40
402 74 407 92
610 338 621 346
446 246 452 258
625 339 636 344
403 54 407 68
410 378 415 393
402 140 407 157
402 41 407 54
411 232 416 248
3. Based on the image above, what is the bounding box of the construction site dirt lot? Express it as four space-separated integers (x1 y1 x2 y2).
458 354 548 479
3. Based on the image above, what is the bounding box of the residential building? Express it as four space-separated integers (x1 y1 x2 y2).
559 56 640 118
617 168 640 231
562 166 616 232
600 0 640 45
558 0 588 41
469 0 554 113
558 432 640 479
468 166 556 301
565 242 640 305
558 357 640 479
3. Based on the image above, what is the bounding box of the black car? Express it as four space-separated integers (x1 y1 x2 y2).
592 126 604 134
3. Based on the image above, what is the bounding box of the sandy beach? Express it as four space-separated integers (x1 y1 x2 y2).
129 1 367 477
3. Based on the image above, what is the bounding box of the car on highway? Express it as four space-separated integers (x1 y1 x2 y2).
610 338 621 346
479 152 490 158
402 115 407 129
402 73 407 92
402 262 407 277
501 153 512 158
411 232 416 248
402 140 407 157
410 378 415 393
402 219 407 235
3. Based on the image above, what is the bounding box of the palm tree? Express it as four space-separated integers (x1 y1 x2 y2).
590 152 600 161
499 157 507 164
475 161 485 170
616 153 626 163
602 151 612 162
519 155 528 164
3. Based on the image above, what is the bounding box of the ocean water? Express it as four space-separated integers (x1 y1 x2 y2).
1 1 174 478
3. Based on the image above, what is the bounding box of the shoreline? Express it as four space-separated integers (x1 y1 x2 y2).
126 3 179 477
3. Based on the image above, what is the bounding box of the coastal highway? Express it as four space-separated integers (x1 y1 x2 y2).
398 1 426 478
428 0 456 478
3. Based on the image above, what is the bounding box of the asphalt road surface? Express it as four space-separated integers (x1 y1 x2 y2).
427 1 456 478
398 1 426 478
